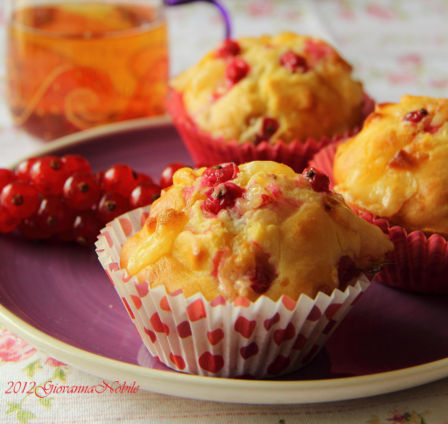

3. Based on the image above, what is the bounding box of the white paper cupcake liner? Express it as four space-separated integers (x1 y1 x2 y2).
96 207 371 378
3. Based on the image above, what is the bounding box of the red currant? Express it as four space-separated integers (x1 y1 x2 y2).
136 172 154 185
262 117 279 137
424 124 441 134
249 249 277 294
0 169 16 192
95 170 105 186
15 157 38 183
303 167 330 192
203 182 245 215
201 163 239 187
102 164 139 197
61 154 92 175
36 196 73 235
304 39 334 63
63 172 100 210
0 205 20 233
254 117 279 144
279 51 309 73
129 182 161 209
97 192 130 223
19 215 51 240
403 108 428 123
0 155 201 246
160 163 185 188
215 38 241 58
72 211 103 245
226 58 250 84
0 182 39 219
30 156 68 195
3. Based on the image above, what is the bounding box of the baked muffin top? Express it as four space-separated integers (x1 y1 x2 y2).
121 161 391 302
334 95 448 235
171 32 365 145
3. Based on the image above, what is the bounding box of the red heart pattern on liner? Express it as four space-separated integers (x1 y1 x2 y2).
96 206 370 378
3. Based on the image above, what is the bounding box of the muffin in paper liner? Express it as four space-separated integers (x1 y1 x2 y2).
96 207 371 378
310 144 448 294
167 89 374 173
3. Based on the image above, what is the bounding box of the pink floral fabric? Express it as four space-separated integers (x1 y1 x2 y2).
0 328 36 363
44 357 66 367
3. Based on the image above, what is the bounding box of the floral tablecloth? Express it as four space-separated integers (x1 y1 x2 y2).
1 0 448 423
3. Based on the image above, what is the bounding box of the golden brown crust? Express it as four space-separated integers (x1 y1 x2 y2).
171 33 364 145
334 95 448 235
121 161 392 302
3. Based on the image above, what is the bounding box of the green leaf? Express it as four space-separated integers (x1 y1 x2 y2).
16 410 35 424
23 360 42 378
278 420 286 424
6 402 21 415
52 368 66 382
39 397 53 409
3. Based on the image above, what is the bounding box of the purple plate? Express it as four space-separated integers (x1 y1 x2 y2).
0 118 447 404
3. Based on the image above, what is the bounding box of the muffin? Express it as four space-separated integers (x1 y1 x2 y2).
97 161 392 377
320 95 448 292
167 32 371 172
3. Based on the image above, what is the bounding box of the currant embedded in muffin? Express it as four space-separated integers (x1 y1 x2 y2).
167 32 370 171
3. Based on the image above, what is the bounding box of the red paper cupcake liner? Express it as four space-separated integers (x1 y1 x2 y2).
361 213 448 293
308 141 340 189
311 144 448 294
167 89 374 173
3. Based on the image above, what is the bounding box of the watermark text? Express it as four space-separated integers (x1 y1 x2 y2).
5 380 140 398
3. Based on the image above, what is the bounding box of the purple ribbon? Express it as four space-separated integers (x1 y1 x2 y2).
164 0 232 39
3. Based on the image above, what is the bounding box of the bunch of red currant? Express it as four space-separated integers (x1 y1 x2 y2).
0 155 184 245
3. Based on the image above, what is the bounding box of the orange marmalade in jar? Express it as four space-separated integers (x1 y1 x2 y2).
6 1 168 140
